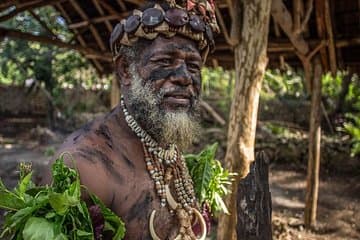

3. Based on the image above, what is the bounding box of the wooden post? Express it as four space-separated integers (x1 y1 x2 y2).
237 152 272 240
324 0 337 75
304 57 322 228
217 1 272 239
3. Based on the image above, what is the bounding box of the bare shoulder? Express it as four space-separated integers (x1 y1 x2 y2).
41 118 115 206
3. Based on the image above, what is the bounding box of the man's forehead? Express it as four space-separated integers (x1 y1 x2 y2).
143 36 201 59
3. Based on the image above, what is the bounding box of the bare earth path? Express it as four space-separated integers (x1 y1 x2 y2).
270 165 360 240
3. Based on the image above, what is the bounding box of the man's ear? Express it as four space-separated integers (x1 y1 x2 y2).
115 56 132 86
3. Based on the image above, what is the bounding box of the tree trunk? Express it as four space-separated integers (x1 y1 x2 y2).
304 57 322 228
237 152 272 240
217 1 272 239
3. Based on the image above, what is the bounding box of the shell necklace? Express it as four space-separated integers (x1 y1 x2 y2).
120 98 207 240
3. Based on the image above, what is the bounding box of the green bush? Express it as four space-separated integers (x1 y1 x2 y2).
343 114 360 157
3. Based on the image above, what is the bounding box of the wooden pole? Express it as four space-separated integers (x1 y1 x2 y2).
324 0 337 75
315 0 330 72
304 57 322 228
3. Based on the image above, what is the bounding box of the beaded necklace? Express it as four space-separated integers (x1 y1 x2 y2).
120 98 196 212
120 98 207 239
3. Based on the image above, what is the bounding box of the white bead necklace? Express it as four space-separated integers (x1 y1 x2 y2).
120 98 196 211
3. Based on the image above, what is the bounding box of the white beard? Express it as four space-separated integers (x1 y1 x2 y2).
126 64 200 150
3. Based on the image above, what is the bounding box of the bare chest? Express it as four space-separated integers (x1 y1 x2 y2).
106 153 179 239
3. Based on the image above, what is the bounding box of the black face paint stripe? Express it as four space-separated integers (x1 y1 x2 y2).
148 65 192 82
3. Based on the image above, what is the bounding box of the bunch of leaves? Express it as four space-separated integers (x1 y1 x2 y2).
262 69 305 100
0 154 125 240
343 113 360 157
184 143 236 215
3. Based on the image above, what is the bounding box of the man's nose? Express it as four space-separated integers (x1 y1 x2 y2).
170 64 192 86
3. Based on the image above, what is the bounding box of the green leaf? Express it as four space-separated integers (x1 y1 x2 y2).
22 217 55 240
214 193 229 214
17 173 33 198
188 143 217 202
48 191 78 215
0 180 26 211
54 233 69 240
185 143 236 214
45 212 56 219
76 229 93 237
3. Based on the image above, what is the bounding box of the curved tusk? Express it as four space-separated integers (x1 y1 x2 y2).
149 210 161 240
165 184 180 210
193 208 207 240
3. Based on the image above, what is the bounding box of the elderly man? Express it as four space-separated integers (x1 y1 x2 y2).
45 0 219 239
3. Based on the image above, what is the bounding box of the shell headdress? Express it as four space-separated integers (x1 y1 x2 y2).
110 0 219 61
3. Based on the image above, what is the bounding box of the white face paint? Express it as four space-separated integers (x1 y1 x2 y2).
126 64 201 150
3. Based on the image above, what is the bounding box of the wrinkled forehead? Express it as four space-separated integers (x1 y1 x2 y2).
141 35 202 62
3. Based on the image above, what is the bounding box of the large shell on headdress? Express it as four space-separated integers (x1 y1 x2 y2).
165 8 189 27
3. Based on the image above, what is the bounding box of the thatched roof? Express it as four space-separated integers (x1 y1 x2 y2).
0 0 359 74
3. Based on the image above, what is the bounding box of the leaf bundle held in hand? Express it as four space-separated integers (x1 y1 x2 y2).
184 143 236 215
0 154 125 240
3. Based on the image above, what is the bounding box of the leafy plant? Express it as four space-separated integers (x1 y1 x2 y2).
343 114 360 156
0 154 125 240
262 69 305 100
185 143 236 214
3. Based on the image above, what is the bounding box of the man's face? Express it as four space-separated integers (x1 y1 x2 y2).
122 35 202 149
137 35 202 111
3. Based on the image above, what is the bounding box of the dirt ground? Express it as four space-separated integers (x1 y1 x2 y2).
270 165 360 240
1 132 359 240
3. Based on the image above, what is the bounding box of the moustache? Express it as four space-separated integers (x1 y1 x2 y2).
157 87 198 104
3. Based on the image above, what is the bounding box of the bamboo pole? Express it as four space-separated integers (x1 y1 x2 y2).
304 57 322 228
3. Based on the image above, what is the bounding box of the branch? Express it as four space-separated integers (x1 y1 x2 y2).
271 0 309 55
69 0 107 51
306 40 327 61
295 0 314 35
0 0 41 12
199 100 226 126
0 27 112 62
215 5 237 47
225 0 235 21
0 0 66 23
292 0 301 32
28 9 57 38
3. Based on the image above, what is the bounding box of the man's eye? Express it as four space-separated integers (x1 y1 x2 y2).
157 58 172 65
188 63 200 72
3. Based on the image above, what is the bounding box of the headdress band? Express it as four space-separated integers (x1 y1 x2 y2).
110 0 219 61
